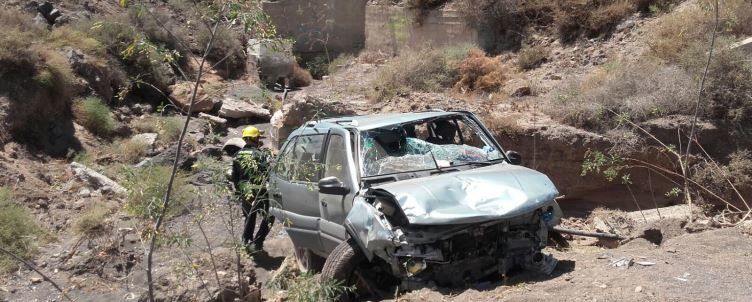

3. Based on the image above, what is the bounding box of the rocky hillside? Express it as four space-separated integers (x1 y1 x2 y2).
1 0 751 301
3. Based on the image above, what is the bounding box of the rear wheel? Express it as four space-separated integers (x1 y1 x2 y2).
321 239 397 301
294 247 324 273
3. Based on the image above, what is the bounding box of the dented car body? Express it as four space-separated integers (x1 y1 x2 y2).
269 111 562 292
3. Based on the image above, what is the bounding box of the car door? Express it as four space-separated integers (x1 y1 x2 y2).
268 134 326 253
318 128 358 252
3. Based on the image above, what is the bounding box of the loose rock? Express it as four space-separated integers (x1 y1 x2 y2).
168 81 218 113
218 97 271 119
70 162 127 194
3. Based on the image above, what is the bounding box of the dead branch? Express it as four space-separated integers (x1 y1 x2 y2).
0 246 74 302
683 0 720 221
145 6 225 301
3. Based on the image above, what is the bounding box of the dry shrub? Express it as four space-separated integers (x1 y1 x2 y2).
406 0 451 9
131 115 183 145
131 116 161 133
328 54 355 75
545 62 697 131
647 4 711 62
113 139 151 164
291 63 313 87
454 48 506 92
74 204 114 236
370 46 464 100
358 50 389 65
693 150 752 206
1 11 77 153
701 47 752 126
0 187 44 273
649 0 752 63
47 27 106 56
198 26 246 79
587 1 634 35
517 45 548 70
483 112 526 137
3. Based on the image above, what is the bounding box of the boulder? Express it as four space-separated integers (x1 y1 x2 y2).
70 162 127 194
136 144 195 170
168 81 218 113
64 48 125 101
505 79 532 97
37 1 61 24
270 93 356 148
248 39 295 86
223 137 246 156
198 113 228 128
218 97 271 119
131 133 158 150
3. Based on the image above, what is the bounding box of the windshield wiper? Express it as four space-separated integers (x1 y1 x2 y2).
460 159 503 166
428 148 444 172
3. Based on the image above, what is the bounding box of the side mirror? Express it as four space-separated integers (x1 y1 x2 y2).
506 150 522 165
318 176 350 195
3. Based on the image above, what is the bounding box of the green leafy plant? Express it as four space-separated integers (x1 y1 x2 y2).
73 96 116 137
121 165 191 220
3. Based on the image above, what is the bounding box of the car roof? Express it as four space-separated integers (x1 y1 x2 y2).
287 111 465 138
320 111 459 130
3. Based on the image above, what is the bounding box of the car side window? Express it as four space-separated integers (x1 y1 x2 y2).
274 136 298 180
289 134 325 182
324 134 349 184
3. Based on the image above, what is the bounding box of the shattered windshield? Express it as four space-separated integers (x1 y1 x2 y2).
360 115 504 177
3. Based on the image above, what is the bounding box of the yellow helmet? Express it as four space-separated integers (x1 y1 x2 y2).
242 126 263 139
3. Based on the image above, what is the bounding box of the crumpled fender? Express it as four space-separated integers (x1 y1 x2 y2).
344 196 400 261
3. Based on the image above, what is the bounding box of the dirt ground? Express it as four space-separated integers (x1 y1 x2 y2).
393 227 752 302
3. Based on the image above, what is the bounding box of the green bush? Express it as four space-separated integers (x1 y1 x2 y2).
121 165 191 219
0 187 44 273
73 97 116 136
305 56 330 79
86 19 175 91
159 116 184 144
270 271 350 302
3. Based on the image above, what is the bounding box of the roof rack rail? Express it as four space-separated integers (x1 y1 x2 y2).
428 108 445 112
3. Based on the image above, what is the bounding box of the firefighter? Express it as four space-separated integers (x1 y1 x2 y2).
231 126 274 251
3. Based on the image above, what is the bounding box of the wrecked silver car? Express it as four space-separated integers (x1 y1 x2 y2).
268 111 562 299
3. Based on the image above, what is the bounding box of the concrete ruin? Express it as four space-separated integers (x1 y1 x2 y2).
262 1 484 57
262 0 367 57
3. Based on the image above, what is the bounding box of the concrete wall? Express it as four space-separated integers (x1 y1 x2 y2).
365 6 481 54
262 0 367 57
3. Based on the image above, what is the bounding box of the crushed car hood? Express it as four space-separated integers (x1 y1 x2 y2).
372 164 559 225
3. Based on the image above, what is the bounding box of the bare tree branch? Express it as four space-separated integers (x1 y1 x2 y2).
683 0 720 221
0 246 74 302
146 5 226 301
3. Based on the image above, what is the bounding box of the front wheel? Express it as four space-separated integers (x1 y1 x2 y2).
321 239 397 301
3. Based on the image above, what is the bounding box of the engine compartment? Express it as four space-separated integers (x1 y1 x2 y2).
392 217 554 287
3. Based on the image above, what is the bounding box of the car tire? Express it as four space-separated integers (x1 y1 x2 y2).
294 247 324 273
320 238 365 301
